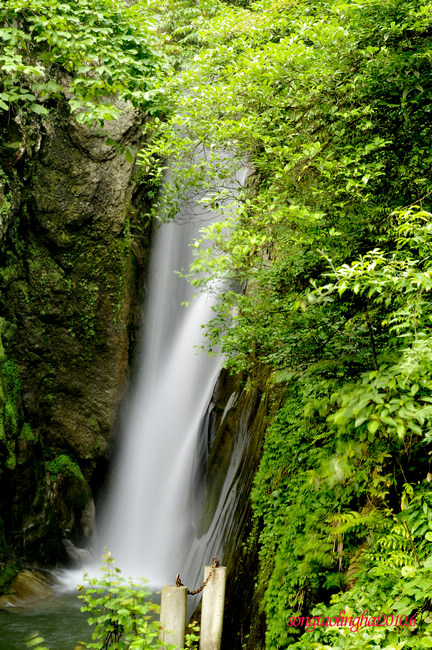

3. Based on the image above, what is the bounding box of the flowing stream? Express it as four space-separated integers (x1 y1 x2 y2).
96 155 249 586
98 212 222 585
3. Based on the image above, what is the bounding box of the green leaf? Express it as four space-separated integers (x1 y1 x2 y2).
367 419 380 434
397 423 406 438
29 103 49 115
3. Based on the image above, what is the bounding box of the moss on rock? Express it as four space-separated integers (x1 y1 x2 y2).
45 454 84 482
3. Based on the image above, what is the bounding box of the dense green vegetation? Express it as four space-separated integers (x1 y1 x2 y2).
142 0 432 647
0 0 170 125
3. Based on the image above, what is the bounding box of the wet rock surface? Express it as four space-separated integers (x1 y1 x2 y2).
0 103 150 564
191 369 279 649
0 569 55 608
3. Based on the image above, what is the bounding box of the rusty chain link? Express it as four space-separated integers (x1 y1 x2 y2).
175 557 221 595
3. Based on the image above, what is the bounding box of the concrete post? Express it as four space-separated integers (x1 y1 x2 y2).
159 585 187 649
199 566 226 650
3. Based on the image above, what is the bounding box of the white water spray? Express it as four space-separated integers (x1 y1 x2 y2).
97 160 249 586
98 215 222 586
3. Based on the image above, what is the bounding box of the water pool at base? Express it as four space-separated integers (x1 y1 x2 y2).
0 592 92 650
0 587 163 649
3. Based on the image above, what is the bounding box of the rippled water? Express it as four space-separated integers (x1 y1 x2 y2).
0 585 163 649
0 592 91 650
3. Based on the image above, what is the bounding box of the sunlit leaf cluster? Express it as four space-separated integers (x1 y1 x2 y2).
0 0 171 125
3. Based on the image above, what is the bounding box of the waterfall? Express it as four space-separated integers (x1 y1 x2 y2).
98 216 221 586
96 158 247 586
16 145 238 612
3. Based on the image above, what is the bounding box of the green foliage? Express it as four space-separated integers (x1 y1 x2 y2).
45 454 84 482
0 560 20 595
2 358 21 403
0 355 21 477
0 166 11 221
143 1 432 647
251 377 432 648
136 0 223 61
247 206 432 645
19 422 34 442
288 489 432 649
147 0 432 373
0 0 172 126
78 551 164 649
184 623 200 648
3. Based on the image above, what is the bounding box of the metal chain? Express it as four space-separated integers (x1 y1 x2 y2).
175 557 221 595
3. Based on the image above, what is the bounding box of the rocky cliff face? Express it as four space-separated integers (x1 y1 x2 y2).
189 369 279 649
0 104 150 565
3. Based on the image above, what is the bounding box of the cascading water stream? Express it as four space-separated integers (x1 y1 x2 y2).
98 214 222 586
96 159 249 588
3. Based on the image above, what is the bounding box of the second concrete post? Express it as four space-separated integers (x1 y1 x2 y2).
199 565 226 650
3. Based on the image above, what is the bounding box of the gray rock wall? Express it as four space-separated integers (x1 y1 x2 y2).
0 104 151 564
